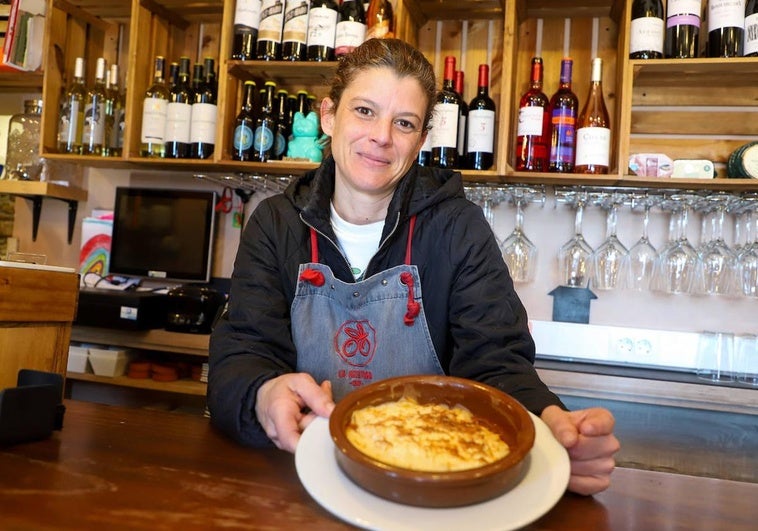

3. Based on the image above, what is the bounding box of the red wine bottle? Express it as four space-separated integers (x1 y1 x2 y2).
232 0 262 60
575 58 611 175
466 64 496 171
430 56 460 169
745 0 758 56
665 0 702 58
454 70 468 167
335 0 366 58
515 57 549 172
708 0 745 57
548 58 578 173
629 0 665 59
306 0 339 61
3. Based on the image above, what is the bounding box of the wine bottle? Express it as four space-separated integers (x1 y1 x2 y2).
164 56 193 159
256 0 284 60
232 81 257 161
307 0 339 61
466 64 496 171
417 132 432 166
253 81 278 162
515 57 549 172
548 58 579 173
665 0 702 58
104 64 123 157
274 88 289 159
629 0 665 59
708 0 745 57
430 56 460 169
575 57 611 175
140 56 170 158
744 0 758 56
335 0 367 58
57 57 86 155
232 0 262 60
191 63 204 93
282 0 309 61
190 58 218 159
454 70 468 167
365 0 394 39
82 57 107 156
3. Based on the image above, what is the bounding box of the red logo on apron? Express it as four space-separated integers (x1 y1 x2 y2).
334 320 377 367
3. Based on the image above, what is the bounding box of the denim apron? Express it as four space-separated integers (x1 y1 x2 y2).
292 216 443 401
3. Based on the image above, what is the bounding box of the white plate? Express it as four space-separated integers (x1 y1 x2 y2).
295 412 570 531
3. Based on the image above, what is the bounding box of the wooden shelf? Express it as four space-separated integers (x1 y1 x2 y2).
228 60 338 87
504 173 758 191
67 371 207 396
0 72 43 90
516 0 623 21
631 57 758 88
71 326 210 357
0 180 87 202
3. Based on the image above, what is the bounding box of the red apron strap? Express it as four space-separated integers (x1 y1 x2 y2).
309 227 319 263
404 215 416 265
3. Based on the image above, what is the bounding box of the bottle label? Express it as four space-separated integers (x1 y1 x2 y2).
335 21 367 55
307 7 338 47
668 0 702 17
235 0 262 29
708 0 745 31
429 102 459 149
419 126 433 152
234 124 254 151
253 124 275 152
630 17 664 54
575 127 611 167
141 97 168 143
283 0 309 44
467 109 495 153
190 103 218 144
58 100 81 145
456 115 467 156
549 108 576 164
83 101 105 145
164 102 192 143
259 0 284 41
517 106 545 136
745 13 758 55
667 14 701 29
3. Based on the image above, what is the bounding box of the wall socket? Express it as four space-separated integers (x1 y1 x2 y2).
609 332 658 362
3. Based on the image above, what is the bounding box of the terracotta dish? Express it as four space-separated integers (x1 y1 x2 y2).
329 375 536 507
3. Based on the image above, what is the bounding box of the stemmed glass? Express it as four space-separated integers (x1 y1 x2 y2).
735 195 758 297
500 186 544 283
695 194 737 296
652 194 699 294
557 190 594 287
624 193 658 291
592 193 629 290
464 184 507 242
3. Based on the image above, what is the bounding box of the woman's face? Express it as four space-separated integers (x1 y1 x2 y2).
320 67 428 199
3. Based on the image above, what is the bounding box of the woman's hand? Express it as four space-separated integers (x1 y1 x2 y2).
255 373 335 453
540 405 620 496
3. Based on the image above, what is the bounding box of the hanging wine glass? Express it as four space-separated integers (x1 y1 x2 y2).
500 186 543 283
652 194 699 295
624 193 658 291
557 190 594 287
736 194 758 297
464 184 506 244
592 192 629 290
695 193 737 296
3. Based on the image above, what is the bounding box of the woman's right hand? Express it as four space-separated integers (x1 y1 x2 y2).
254 373 335 453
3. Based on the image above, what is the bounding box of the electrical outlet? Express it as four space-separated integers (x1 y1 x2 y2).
609 332 658 362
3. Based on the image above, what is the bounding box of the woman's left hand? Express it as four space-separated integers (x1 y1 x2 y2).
540 405 621 496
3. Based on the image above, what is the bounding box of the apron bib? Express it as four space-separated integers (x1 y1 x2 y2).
291 217 443 401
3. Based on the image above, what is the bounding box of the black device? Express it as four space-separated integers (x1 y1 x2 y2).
0 370 65 446
109 187 217 284
165 285 226 334
76 287 169 330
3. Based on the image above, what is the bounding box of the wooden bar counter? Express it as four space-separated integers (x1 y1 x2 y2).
1 400 755 530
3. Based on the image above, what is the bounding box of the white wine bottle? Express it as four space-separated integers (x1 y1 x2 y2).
82 57 107 156
57 57 86 154
575 57 611 175
140 56 169 158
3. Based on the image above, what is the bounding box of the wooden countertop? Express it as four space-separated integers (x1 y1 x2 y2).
1 400 756 530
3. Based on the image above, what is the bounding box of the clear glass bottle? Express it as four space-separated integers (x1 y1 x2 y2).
140 56 170 158
3 99 43 181
58 56 86 155
82 57 108 156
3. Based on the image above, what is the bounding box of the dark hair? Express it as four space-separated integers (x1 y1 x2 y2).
328 38 437 130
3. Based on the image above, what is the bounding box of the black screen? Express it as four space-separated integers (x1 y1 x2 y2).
109 188 217 283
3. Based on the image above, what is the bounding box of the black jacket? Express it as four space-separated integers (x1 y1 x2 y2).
208 157 563 447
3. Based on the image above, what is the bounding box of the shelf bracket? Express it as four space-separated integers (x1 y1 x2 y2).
19 195 78 244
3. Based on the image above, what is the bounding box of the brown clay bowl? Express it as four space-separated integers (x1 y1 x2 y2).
329 375 535 507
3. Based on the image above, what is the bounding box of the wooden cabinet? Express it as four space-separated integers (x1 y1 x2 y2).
6 0 755 202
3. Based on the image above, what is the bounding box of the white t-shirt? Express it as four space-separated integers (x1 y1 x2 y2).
330 202 383 279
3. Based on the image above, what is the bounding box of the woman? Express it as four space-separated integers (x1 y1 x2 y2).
209 38 619 496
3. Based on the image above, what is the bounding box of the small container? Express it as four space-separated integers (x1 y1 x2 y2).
88 347 134 377
66 344 92 373
1 100 43 181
